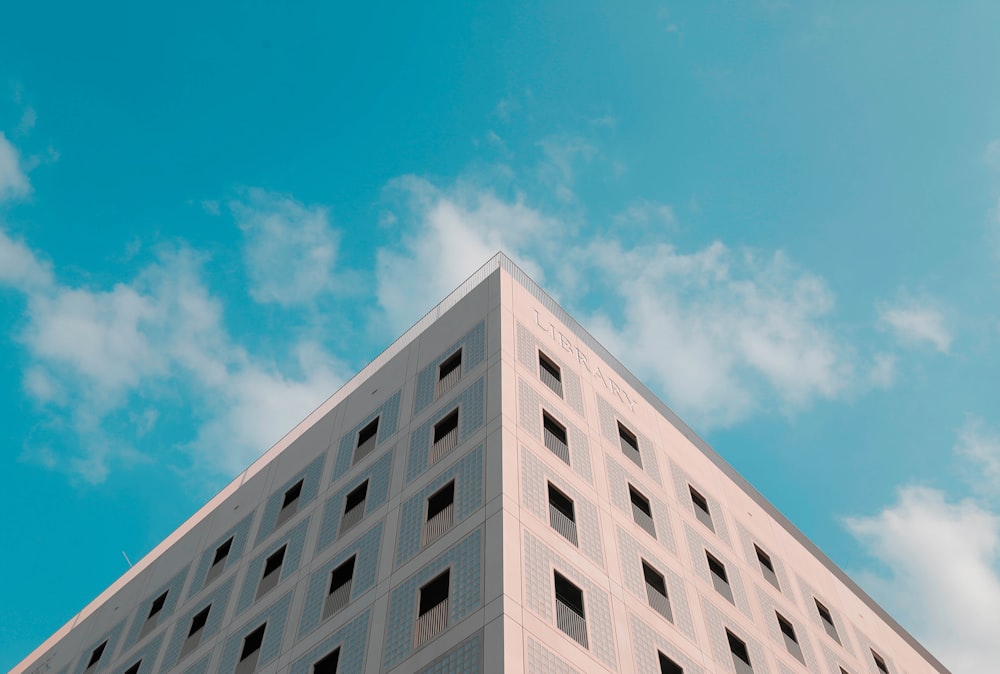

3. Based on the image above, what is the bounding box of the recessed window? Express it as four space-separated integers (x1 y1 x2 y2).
688 486 714 532
618 421 642 467
180 605 211 658
548 483 578 546
815 598 841 643
658 651 684 674
629 484 656 538
727 629 754 674
424 481 455 546
313 648 340 674
206 537 233 585
642 560 672 621
236 624 266 674
542 411 570 464
431 409 460 463
776 612 804 663
436 350 462 398
123 661 141 674
340 480 369 535
754 544 780 591
871 650 890 674
85 641 107 670
354 417 379 464
256 545 287 600
706 551 734 603
538 351 563 397
324 555 356 619
415 570 450 646
277 479 304 527
553 571 588 648
139 590 168 638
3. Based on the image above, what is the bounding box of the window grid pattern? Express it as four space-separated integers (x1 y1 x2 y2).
699 596 771 674
670 459 732 546
396 445 483 567
110 634 163 674
606 456 677 555
254 454 325 547
382 529 483 671
318 449 393 552
406 376 486 485
518 378 593 483
522 447 605 567
686 524 753 620
236 517 310 615
163 577 235 669
288 608 370 674
72 621 125 674
515 321 585 416
332 390 402 483
615 527 695 641
525 636 583 674
413 321 486 415
523 530 617 670
217 591 293 674
628 612 706 674
298 521 383 639
753 585 819 670
596 394 661 484
187 512 255 600
122 567 189 651
415 630 483 674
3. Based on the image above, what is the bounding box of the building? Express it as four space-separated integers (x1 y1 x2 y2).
14 253 949 674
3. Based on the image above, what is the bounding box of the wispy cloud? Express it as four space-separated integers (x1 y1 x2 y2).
878 299 951 353
0 132 31 202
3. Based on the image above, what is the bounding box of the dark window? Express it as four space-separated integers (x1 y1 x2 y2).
329 556 356 595
240 624 266 661
418 570 450 615
548 483 575 521
86 641 107 668
313 648 340 674
123 662 141 674
148 591 167 619
554 572 585 617
345 481 368 512
658 651 684 674
433 410 459 443
754 544 780 590
872 650 890 674
553 571 588 647
543 412 568 444
439 350 462 380
618 421 641 467
324 555 356 618
282 480 303 510
815 598 841 643
262 546 286 579
642 560 672 621
427 481 455 520
689 485 714 531
547 482 578 545
840 669 851 674
727 630 753 673
542 411 570 463
706 551 734 603
629 485 652 517
777 612 804 663
355 417 379 461
538 352 563 396
212 538 233 567
189 606 211 637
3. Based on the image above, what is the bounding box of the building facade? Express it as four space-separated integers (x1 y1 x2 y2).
14 254 949 674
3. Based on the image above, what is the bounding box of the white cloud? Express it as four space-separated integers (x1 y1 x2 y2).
868 352 897 389
0 132 31 202
845 486 1000 674
612 200 677 230
955 418 1000 498
0 227 53 289
878 301 951 353
231 189 344 307
537 135 597 202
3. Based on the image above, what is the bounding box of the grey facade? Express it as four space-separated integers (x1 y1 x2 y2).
14 255 949 674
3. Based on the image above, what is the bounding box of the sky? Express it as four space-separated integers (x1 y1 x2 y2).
1 1 999 671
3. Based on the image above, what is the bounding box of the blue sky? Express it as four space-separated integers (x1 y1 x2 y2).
1 1 999 670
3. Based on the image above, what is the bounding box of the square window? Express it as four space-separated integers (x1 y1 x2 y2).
542 411 570 464
618 421 642 467
415 570 450 647
189 606 211 637
872 650 890 674
548 483 578 546
424 481 456 546
148 591 167 619
418 570 450 616
754 544 780 591
658 651 684 674
354 417 379 463
256 545 287 600
815 598 841 643
340 480 369 535
706 551 734 603
776 612 804 663
277 479 304 527
431 409 460 463
324 555 356 619
436 350 463 397
629 484 657 538
689 486 714 532
538 351 563 397
727 630 753 674
553 571 588 648
313 648 340 674
206 537 234 586
642 560 672 621
237 623 266 674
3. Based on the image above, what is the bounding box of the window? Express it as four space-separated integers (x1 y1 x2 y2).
424 481 455 546
436 349 462 398
431 409 460 463
180 605 211 658
553 571 588 648
706 551 734 603
658 652 684 674
629 484 656 538
236 624 266 674
618 421 642 467
871 650 890 674
415 570 450 647
776 612 804 663
815 599 841 644
340 480 369 535
139 590 168 638
727 629 754 674
324 556 356 619
123 662 141 674
354 417 379 464
754 544 780 591
85 641 107 670
688 486 714 532
256 545 286 600
313 648 340 674
547 483 578 545
538 351 563 397
206 536 234 585
642 560 672 621
277 479 304 527
542 411 570 464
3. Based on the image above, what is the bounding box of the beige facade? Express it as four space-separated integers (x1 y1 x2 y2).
14 255 948 674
